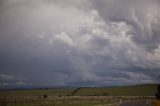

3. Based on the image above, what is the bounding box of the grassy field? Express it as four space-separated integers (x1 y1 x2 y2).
0 88 75 97
0 84 157 97
74 84 158 96
0 84 158 106
0 96 122 106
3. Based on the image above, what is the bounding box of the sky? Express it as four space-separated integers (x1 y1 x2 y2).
0 0 160 88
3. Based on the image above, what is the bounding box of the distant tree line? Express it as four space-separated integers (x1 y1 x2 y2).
71 88 81 96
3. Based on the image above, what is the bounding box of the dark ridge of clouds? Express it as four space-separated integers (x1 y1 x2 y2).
0 0 160 87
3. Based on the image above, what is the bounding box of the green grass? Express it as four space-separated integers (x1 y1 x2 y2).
0 84 157 98
0 88 75 98
74 84 158 96
0 84 157 106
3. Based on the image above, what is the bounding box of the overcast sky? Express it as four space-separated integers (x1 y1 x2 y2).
0 0 160 88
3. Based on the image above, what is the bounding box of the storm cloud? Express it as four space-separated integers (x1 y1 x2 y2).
0 0 160 87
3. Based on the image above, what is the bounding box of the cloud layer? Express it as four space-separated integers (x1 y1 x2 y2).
0 0 160 87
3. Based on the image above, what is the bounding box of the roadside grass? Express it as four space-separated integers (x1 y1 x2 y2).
0 98 119 106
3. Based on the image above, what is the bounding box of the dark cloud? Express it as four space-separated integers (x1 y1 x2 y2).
91 0 160 47
0 0 160 88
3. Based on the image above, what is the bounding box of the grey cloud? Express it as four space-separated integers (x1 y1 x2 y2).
91 0 160 49
0 0 160 88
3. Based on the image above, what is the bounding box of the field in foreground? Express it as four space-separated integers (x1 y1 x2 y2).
0 96 156 106
0 84 158 106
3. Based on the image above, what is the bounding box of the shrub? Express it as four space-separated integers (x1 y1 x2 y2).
43 94 48 98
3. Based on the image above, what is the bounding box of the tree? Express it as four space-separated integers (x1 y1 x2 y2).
155 84 160 100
